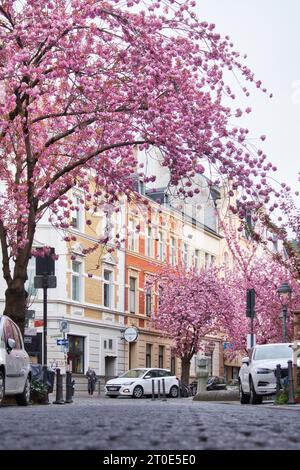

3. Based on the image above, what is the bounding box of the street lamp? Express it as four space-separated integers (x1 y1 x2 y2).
277 282 292 343
205 341 215 376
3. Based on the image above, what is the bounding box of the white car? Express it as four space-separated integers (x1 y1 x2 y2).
105 368 179 398
0 315 31 406
239 342 300 405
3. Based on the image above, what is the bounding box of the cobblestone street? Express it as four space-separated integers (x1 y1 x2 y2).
1 397 299 450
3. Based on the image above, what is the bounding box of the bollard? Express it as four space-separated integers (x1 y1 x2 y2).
178 380 181 399
157 380 161 400
162 378 167 401
98 377 101 396
65 371 73 404
53 368 65 404
275 364 282 401
151 379 155 401
41 365 49 404
71 379 75 397
287 360 296 405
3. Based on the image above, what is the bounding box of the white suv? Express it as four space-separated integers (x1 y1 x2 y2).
0 315 31 406
239 342 300 405
105 368 179 398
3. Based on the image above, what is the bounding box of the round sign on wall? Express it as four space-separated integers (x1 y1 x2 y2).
124 327 139 343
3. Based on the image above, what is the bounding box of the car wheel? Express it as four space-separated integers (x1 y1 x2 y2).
169 385 179 398
249 377 262 405
239 380 250 404
0 371 5 406
16 376 31 406
132 385 144 399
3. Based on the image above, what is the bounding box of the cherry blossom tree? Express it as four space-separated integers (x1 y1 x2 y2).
150 264 234 384
220 238 300 355
0 0 272 332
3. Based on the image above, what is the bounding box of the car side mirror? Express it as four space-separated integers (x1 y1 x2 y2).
242 357 250 366
7 338 16 353
144 374 151 379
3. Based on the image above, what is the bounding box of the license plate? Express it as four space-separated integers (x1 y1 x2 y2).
108 387 118 391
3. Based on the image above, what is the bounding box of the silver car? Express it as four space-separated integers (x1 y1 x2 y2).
239 342 300 405
0 315 31 406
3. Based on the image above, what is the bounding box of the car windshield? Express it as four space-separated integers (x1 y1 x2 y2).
253 344 292 361
119 369 146 379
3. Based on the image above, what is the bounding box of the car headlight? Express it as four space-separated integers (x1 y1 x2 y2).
122 382 134 386
255 368 272 374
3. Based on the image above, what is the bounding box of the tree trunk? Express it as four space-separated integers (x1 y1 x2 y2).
181 356 191 385
4 278 27 335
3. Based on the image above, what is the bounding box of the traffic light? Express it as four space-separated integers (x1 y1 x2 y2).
36 247 55 276
246 288 255 318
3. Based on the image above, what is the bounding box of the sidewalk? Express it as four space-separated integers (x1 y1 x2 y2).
262 403 300 410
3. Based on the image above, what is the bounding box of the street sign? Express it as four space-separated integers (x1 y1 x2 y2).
24 327 37 336
123 327 139 343
34 275 57 289
25 310 35 319
57 338 69 347
59 319 69 333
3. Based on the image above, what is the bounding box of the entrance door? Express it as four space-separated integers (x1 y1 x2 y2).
67 335 85 374
105 356 116 381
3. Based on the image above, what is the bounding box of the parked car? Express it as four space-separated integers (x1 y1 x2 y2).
105 368 179 398
0 315 31 406
226 378 239 390
239 342 300 405
206 376 227 391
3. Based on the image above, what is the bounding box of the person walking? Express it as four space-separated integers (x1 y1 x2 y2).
86 367 97 395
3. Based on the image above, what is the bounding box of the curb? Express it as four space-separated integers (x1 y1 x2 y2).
193 390 239 402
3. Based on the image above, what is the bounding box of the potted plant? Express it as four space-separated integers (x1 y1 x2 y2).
30 379 49 404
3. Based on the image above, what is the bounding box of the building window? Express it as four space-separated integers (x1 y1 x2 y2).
71 194 82 230
128 219 136 251
103 211 112 239
211 255 215 266
146 226 152 257
103 270 112 308
170 237 176 266
158 231 164 260
72 261 82 302
158 345 164 368
138 180 145 195
205 253 210 271
158 285 163 307
194 249 200 270
146 343 152 368
68 335 84 374
272 235 278 253
145 285 152 317
129 277 136 313
183 243 188 268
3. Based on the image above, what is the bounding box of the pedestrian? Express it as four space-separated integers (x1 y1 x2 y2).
86 367 97 395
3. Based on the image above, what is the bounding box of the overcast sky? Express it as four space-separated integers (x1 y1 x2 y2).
197 0 300 193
